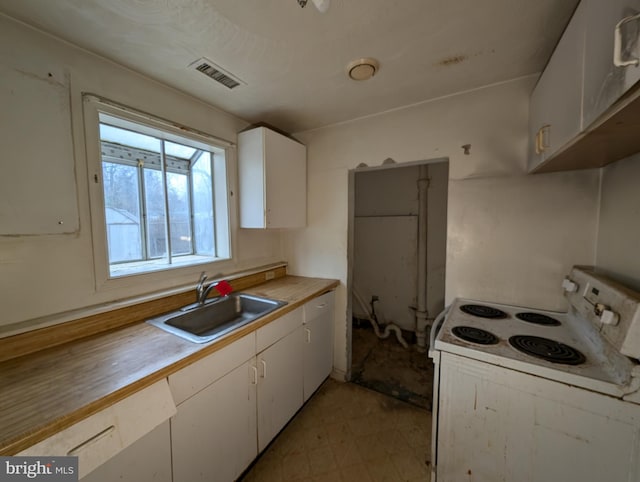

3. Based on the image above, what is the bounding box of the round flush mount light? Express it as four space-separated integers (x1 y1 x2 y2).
346 58 379 81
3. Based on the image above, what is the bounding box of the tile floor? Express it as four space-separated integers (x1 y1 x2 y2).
239 379 432 482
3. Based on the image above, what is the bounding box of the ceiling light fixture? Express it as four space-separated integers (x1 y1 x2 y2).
297 0 331 13
346 58 380 81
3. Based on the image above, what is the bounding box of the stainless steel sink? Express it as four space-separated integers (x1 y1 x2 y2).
146 293 287 343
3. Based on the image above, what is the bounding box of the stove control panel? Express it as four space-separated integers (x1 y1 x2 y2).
565 266 640 359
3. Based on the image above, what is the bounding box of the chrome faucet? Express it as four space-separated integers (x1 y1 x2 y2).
195 272 227 306
199 282 222 305
196 272 208 305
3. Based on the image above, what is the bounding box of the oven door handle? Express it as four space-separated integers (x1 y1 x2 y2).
428 305 450 359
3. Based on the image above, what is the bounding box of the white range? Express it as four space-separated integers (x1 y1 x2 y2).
429 266 640 482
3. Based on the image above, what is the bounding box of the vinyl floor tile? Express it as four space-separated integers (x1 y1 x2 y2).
239 379 431 482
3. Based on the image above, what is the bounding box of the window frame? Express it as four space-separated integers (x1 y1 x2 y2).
83 94 236 291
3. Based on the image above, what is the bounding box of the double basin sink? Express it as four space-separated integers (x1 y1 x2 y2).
147 293 287 343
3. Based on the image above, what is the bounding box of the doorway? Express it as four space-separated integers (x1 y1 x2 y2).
347 159 448 409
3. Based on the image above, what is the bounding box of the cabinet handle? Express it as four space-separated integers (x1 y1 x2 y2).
251 365 258 385
316 303 327 309
541 125 550 152
67 425 115 456
536 124 550 154
305 328 311 344
614 13 640 67
260 359 267 379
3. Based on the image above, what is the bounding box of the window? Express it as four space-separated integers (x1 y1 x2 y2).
84 97 232 280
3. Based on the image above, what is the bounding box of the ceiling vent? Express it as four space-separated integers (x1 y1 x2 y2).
190 58 245 89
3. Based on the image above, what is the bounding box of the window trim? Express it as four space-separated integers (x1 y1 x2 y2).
83 94 237 291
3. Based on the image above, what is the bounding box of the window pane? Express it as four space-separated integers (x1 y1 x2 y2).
192 152 215 256
144 168 167 259
167 171 193 256
102 161 143 263
100 124 160 153
165 140 196 160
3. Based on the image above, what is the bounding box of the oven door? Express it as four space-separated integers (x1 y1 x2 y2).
435 351 640 482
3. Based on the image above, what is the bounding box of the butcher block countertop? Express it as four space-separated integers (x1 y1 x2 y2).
0 275 339 455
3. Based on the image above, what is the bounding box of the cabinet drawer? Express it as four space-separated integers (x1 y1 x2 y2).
168 333 255 405
256 307 303 353
304 291 335 324
18 380 176 479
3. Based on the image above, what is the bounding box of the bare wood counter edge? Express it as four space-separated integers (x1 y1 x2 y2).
0 275 339 455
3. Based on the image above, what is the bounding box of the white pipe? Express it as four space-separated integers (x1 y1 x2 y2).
416 165 430 352
353 288 409 349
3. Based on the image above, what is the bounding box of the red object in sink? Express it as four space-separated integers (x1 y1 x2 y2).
215 280 233 296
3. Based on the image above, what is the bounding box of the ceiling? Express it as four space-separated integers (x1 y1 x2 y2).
0 0 579 133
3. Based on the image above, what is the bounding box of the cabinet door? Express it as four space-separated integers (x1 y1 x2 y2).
80 421 171 482
528 1 586 171
257 326 304 452
583 0 640 128
303 315 334 401
171 361 258 482
303 292 335 401
263 129 307 228
238 126 306 229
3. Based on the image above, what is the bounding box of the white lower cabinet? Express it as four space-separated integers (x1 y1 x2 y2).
168 333 257 482
81 421 172 482
256 325 304 452
303 291 335 401
166 297 334 479
171 360 257 482
18 380 176 480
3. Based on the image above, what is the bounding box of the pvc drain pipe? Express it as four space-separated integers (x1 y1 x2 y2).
353 287 409 349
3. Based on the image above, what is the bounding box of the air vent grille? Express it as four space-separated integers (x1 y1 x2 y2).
191 58 244 89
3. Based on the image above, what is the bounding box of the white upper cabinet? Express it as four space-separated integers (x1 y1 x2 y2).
528 1 587 171
583 0 640 128
529 0 640 173
238 126 307 229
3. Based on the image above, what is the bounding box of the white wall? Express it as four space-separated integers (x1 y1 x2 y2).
595 153 640 291
0 15 283 333
284 76 601 377
447 170 599 309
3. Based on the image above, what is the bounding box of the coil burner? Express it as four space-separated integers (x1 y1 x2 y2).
516 312 561 326
459 304 507 319
451 326 500 345
508 335 586 365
